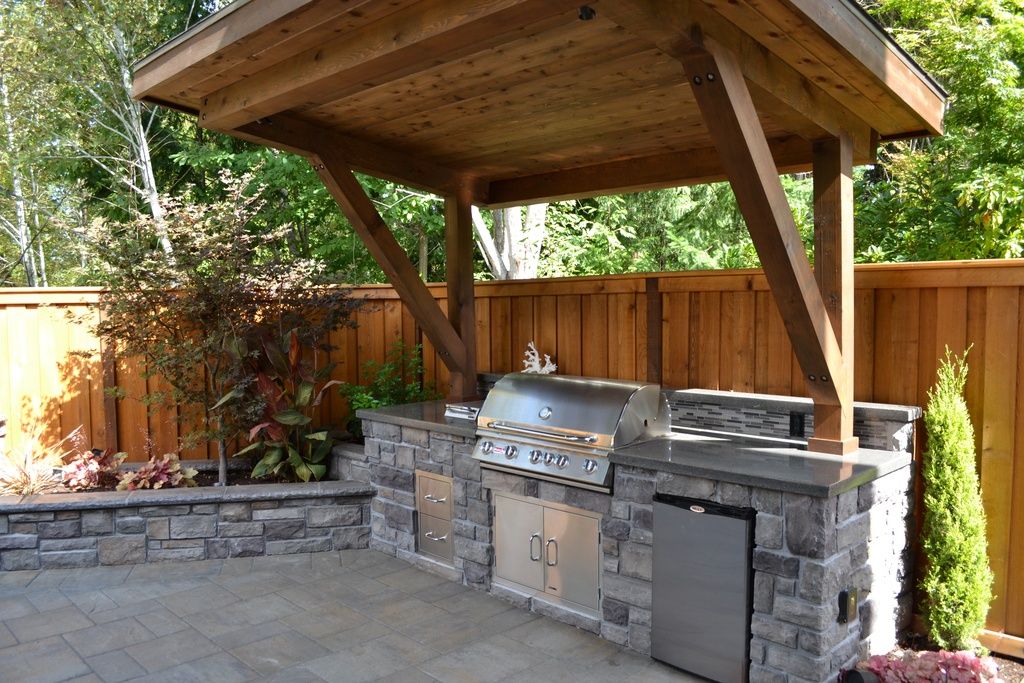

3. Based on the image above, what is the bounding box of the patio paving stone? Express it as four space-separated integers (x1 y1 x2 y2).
0 548 699 681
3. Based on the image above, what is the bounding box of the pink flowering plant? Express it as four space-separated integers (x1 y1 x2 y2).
116 453 197 491
62 438 127 491
862 650 1004 683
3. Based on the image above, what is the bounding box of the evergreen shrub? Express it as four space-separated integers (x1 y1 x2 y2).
920 349 993 651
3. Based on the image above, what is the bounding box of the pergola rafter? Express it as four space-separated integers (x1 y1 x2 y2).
133 0 945 452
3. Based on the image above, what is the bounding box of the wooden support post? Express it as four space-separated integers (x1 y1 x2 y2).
678 41 852 452
310 148 469 381
445 187 479 400
808 135 859 453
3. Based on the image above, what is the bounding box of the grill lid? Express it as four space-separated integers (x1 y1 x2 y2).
477 373 670 450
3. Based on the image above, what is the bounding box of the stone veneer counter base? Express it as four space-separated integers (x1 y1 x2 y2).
0 481 373 571
352 396 918 683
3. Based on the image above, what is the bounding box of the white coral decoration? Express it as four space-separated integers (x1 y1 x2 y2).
522 341 557 374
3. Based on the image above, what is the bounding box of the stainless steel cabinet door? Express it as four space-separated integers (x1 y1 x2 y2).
542 508 600 610
494 495 544 591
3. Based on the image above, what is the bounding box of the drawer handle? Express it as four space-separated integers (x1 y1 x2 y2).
425 531 448 543
529 533 541 561
545 538 558 566
424 494 448 504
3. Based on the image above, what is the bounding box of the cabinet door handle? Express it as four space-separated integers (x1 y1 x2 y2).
425 531 448 542
545 538 558 566
423 494 448 504
529 533 541 561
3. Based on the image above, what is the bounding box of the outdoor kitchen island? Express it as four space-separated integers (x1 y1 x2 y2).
343 390 919 683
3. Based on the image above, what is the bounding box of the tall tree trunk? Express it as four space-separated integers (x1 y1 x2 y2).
30 172 47 286
418 224 428 280
0 68 37 286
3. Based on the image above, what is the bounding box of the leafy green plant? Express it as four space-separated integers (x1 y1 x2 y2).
117 452 197 491
339 341 440 438
226 329 339 482
920 348 993 651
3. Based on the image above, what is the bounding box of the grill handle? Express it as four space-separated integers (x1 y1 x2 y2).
487 422 598 444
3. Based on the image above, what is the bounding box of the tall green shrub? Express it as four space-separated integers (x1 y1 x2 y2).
920 349 993 651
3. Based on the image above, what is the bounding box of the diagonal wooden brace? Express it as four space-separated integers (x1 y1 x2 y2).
679 42 856 452
311 147 470 393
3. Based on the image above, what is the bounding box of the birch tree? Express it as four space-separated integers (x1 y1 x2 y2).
471 204 549 280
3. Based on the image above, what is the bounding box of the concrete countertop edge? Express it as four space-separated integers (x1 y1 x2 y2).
356 401 477 438
0 480 375 513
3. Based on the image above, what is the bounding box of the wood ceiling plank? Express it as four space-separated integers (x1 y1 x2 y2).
305 24 645 130
601 0 878 146
200 0 581 131
176 0 418 100
484 135 813 207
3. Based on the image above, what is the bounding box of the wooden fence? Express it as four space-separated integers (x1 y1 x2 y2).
1 259 1022 646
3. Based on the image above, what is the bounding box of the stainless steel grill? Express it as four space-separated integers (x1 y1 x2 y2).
472 373 670 492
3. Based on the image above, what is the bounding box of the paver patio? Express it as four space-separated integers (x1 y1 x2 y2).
0 549 696 682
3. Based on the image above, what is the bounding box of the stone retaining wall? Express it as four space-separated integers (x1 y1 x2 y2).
0 481 372 571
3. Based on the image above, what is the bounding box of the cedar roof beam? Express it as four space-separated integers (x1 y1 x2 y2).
312 147 470 388
234 115 484 199
444 187 479 400
198 0 581 132
808 133 858 454
485 136 814 208
601 0 876 149
677 39 851 442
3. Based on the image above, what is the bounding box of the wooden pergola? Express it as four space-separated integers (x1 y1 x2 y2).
133 0 945 455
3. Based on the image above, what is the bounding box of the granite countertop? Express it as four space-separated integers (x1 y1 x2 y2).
356 400 478 438
612 428 912 497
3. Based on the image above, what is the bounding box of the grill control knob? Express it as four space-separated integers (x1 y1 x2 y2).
544 452 556 466
529 450 543 464
555 455 570 469
505 445 519 460
481 441 493 454
583 459 598 474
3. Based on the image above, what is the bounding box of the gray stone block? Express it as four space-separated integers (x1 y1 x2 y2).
402 427 430 447
263 519 305 540
217 521 264 537
394 445 416 470
453 454 481 482
206 537 264 559
382 501 414 533
798 553 851 603
39 538 96 551
138 505 190 517
611 501 630 519
785 494 838 558
755 513 784 549
332 526 370 550
564 488 611 515
252 507 305 520
306 505 362 528
481 469 532 496
490 582 532 610
454 537 491 565
161 539 205 549
619 542 652 581
799 623 851 656
146 517 169 540
0 533 38 549
765 644 831 681
752 489 783 515
147 547 206 562
467 500 490 526
81 510 113 535
753 572 774 613
632 505 653 531
601 518 630 541
55 511 81 520
749 664 787 683
9 523 36 534
429 441 453 465
533 598 601 634
837 489 859 522
1 549 39 570
600 623 629 646
603 537 619 557
40 550 98 568
116 517 145 534
169 515 217 539
8 512 53 522
655 472 715 498
837 512 871 550
463 559 490 586
537 481 567 503
190 504 218 514
251 501 281 510
603 574 652 609
753 549 799 578
0 516 6 534
751 614 797 647
615 473 655 502
774 595 831 630
628 623 651 654
115 507 139 517
750 639 767 665
629 527 653 545
265 537 332 555
98 535 146 565
718 482 751 507
373 464 415 492
38 520 81 539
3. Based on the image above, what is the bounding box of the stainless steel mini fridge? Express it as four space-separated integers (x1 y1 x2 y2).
651 493 756 683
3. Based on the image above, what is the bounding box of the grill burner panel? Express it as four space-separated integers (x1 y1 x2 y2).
473 374 670 492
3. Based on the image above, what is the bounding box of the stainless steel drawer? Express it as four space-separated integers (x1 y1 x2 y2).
416 471 453 520
417 514 453 562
